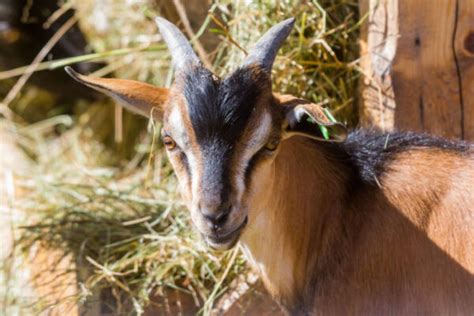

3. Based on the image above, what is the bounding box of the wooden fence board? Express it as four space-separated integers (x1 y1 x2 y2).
455 1 474 139
358 0 398 131
360 0 472 140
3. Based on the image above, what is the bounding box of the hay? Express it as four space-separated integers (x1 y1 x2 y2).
11 118 248 314
2 0 362 314
214 0 362 125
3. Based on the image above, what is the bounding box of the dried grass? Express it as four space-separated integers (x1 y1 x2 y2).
214 0 362 125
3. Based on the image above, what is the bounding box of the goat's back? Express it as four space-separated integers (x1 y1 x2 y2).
314 132 474 315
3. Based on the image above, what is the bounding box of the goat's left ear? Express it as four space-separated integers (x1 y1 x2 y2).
65 67 169 120
278 94 347 142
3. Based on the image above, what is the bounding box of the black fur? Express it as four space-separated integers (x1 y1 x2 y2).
184 66 269 146
338 129 472 185
183 66 270 210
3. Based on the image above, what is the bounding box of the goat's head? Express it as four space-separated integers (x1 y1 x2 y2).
66 17 347 250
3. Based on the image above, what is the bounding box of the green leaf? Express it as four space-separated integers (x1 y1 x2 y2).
323 107 337 123
319 125 330 140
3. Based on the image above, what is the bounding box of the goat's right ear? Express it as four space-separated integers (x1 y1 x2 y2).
65 67 169 120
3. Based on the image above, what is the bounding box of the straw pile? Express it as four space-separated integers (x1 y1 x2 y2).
13 121 246 314
1 0 361 314
214 0 362 125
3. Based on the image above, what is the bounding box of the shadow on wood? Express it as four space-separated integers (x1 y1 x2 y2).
359 0 474 141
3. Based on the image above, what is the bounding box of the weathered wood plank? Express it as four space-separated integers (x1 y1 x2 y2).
455 1 474 140
393 0 462 139
358 0 398 131
360 0 465 140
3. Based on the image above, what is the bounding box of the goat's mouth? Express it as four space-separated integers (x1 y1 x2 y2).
204 216 248 251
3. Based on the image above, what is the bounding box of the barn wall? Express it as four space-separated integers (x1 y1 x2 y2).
359 0 474 140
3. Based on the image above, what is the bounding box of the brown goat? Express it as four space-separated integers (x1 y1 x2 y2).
67 17 474 315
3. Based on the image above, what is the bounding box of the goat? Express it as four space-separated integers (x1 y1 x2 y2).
66 17 474 315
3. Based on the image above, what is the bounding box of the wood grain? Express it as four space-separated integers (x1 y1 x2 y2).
360 0 472 140
393 0 462 139
455 0 474 140
359 0 398 131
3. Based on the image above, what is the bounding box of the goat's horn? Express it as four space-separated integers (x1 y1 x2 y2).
242 18 295 74
155 17 200 72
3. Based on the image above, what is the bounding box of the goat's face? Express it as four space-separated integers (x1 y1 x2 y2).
160 65 283 249
66 17 346 250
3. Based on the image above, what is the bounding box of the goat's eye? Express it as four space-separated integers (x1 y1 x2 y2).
264 138 280 151
162 136 176 150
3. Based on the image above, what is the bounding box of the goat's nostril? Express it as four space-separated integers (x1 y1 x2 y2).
202 205 232 229
215 211 229 226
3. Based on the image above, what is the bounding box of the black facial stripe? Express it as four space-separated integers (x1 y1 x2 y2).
183 65 271 205
184 66 270 146
200 141 232 208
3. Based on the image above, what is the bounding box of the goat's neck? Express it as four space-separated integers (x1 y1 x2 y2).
241 137 351 309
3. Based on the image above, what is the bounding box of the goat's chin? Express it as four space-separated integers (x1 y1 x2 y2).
205 235 240 251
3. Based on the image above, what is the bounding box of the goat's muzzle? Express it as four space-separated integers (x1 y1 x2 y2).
203 216 248 251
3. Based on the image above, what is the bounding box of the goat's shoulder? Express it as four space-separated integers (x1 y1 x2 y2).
340 129 473 185
341 129 474 235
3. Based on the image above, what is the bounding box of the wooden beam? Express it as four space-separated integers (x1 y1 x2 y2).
394 0 462 139
359 0 398 132
455 1 474 139
360 0 469 140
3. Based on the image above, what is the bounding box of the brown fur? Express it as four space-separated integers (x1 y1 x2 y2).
242 135 474 315
162 90 199 207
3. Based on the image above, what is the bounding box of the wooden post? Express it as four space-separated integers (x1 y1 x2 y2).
359 0 398 132
360 0 474 140
455 1 474 139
